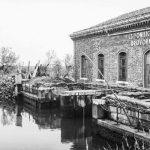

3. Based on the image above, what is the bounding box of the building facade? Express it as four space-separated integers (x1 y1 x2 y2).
70 7 150 88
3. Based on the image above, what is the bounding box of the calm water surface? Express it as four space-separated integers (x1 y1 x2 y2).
0 100 117 150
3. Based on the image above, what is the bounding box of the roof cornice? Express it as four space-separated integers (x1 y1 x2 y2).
70 7 150 40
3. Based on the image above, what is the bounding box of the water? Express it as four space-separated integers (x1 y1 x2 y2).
0 100 118 150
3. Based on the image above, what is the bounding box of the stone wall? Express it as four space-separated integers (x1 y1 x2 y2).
73 29 150 87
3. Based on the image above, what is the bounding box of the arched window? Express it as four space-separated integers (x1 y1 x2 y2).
98 54 104 79
119 52 127 81
144 51 150 88
81 55 87 78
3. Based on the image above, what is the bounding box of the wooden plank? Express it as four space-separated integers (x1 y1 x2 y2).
21 91 38 100
61 90 102 96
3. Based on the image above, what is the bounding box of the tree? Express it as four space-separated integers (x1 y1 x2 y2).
46 49 56 64
36 64 49 77
52 59 62 78
0 47 18 74
63 54 74 78
45 49 56 77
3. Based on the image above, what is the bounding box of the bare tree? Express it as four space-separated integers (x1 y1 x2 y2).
0 47 18 74
46 50 56 65
64 54 74 78
52 59 62 79
36 64 49 77
45 49 56 77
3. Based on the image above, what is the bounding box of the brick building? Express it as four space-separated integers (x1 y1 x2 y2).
70 7 150 88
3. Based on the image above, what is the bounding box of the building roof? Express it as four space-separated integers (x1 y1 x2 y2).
70 7 150 39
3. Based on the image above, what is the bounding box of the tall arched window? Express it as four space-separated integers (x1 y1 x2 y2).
98 54 104 79
81 55 87 78
144 51 150 88
119 52 127 81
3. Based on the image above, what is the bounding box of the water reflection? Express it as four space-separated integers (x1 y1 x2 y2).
15 104 23 126
1 103 15 126
0 98 121 150
61 118 92 150
24 103 61 129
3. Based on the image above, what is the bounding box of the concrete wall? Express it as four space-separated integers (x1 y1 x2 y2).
73 29 150 87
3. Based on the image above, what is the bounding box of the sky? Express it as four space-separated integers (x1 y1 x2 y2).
0 0 149 66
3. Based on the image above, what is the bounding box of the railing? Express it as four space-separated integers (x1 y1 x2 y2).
22 83 53 100
23 83 38 96
107 100 150 131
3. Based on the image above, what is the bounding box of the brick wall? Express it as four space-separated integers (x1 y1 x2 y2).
73 29 150 87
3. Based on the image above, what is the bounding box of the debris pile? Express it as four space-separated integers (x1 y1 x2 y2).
27 77 74 87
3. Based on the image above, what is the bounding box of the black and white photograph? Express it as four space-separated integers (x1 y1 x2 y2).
0 0 150 149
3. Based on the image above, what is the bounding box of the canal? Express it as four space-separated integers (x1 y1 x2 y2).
0 98 121 150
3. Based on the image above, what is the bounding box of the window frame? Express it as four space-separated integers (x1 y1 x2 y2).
118 52 127 81
97 53 104 80
81 55 87 78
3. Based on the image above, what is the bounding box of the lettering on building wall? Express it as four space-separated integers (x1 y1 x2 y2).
127 31 150 46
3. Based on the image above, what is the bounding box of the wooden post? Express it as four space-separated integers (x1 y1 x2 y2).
15 85 18 96
15 72 22 96
117 106 119 124
60 95 68 107
25 83 26 92
137 109 140 132
38 103 41 109
28 85 30 93
36 87 38 97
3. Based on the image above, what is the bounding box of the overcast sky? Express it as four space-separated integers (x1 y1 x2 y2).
0 0 149 65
